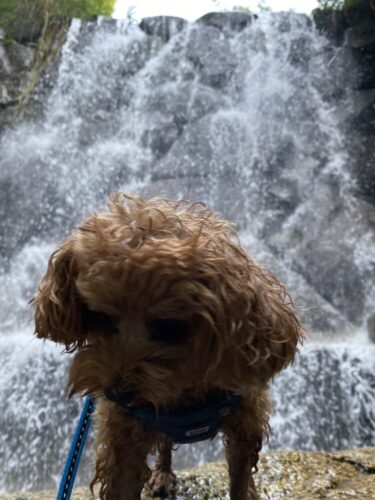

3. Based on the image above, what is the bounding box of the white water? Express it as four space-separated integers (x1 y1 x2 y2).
0 12 374 492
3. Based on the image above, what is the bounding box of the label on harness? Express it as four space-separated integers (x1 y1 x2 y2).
185 425 210 437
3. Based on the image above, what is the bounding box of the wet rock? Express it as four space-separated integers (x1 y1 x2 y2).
0 171 70 261
0 39 35 112
139 16 188 42
197 11 255 34
142 177 250 229
312 9 348 44
367 312 375 343
345 0 375 43
96 18 118 34
2 449 374 499
141 81 192 131
186 24 237 88
188 83 226 121
141 118 180 159
349 43 375 91
268 185 375 324
153 112 254 182
270 347 375 451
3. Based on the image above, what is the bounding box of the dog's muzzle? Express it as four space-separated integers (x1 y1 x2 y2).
104 387 242 444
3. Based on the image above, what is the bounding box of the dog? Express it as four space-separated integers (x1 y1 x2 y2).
32 194 303 499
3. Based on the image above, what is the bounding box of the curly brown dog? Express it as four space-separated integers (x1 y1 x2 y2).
32 194 303 499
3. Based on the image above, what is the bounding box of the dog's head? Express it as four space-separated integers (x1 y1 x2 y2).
32 194 303 405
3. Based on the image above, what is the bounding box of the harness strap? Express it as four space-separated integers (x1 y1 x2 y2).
105 388 241 444
56 396 96 500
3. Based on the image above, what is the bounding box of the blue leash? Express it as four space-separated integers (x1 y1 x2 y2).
55 391 240 498
56 396 96 500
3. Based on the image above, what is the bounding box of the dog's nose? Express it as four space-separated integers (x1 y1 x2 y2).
147 318 190 344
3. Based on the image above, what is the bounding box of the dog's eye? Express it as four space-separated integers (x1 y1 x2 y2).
82 307 118 335
148 318 190 344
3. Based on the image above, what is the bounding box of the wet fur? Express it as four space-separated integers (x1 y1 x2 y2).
32 194 303 499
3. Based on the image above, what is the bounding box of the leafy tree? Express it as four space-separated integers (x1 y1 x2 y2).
0 0 116 32
51 0 116 19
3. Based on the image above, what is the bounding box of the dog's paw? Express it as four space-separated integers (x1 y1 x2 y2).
148 469 177 498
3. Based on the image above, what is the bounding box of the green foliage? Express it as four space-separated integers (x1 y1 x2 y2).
344 0 368 7
126 5 138 23
257 0 271 11
51 0 116 19
0 0 116 31
231 2 271 13
344 0 375 34
232 5 252 13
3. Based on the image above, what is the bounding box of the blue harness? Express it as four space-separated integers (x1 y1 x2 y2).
105 387 242 444
57 390 241 499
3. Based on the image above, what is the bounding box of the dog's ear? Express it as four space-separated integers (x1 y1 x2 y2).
32 240 85 351
254 284 303 376
234 272 304 381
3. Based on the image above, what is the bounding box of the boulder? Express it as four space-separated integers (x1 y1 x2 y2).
367 312 375 342
186 24 237 88
2 449 374 499
139 16 188 42
268 185 375 325
312 9 348 44
196 11 255 34
0 39 35 130
345 0 375 43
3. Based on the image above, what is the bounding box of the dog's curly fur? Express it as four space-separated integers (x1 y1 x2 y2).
32 194 303 499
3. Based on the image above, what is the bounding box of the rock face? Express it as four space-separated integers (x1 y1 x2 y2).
1 12 374 333
313 4 375 207
0 34 35 131
1 449 374 500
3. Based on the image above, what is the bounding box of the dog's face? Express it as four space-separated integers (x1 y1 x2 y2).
33 195 302 406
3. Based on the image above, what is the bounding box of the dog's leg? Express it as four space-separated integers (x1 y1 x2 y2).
225 427 261 500
222 395 270 500
92 404 154 500
104 438 152 500
148 438 177 498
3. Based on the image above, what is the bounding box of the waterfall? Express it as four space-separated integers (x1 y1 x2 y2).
0 12 374 493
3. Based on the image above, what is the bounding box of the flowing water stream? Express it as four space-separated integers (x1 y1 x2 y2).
0 12 374 492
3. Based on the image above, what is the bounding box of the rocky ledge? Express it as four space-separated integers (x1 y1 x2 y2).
1 448 374 499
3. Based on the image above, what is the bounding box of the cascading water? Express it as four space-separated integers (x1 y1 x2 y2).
0 11 374 493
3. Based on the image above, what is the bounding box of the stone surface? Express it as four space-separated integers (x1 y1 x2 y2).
1 449 374 499
197 11 255 34
186 24 237 88
312 9 348 44
345 0 375 42
367 312 375 343
0 39 35 130
268 185 375 325
139 16 188 42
